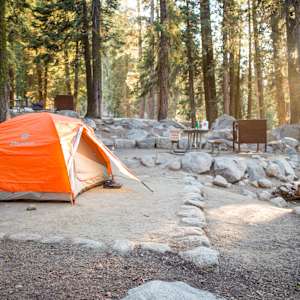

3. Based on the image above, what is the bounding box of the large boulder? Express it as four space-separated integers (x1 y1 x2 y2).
265 162 283 178
273 158 295 177
83 117 97 130
181 152 213 174
211 114 236 130
122 280 225 300
246 160 266 181
127 129 149 141
156 137 172 149
269 124 300 140
136 137 156 149
115 139 136 149
213 157 247 183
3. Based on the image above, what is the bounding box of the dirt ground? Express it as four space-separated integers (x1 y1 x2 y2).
0 149 299 299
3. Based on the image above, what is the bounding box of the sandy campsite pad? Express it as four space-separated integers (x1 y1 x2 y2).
0 161 186 245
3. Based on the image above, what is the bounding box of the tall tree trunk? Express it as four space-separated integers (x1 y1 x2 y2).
247 0 253 119
0 0 7 122
36 59 43 102
271 5 286 125
157 0 169 121
137 0 145 118
229 51 236 116
252 0 265 119
64 47 72 95
43 62 48 108
235 36 242 119
285 0 300 124
222 0 230 115
8 66 14 106
74 41 80 111
90 0 102 118
147 0 156 119
200 0 218 125
82 0 94 116
186 0 196 127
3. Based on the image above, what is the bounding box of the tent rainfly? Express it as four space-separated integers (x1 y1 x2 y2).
0 113 141 203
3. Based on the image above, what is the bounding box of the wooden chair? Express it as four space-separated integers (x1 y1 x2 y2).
233 120 267 152
54 95 74 111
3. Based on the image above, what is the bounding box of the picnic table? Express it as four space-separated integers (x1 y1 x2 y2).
183 128 209 150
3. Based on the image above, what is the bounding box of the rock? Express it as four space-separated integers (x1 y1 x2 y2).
83 118 97 130
71 238 107 250
26 205 36 211
212 175 229 188
177 207 205 218
155 137 172 149
265 163 283 178
127 129 149 141
40 236 65 244
258 191 272 201
111 239 135 256
140 156 155 167
8 233 41 242
272 124 300 140
100 138 115 148
168 159 181 171
273 158 295 177
181 152 213 174
180 246 219 268
115 139 136 149
136 137 156 149
292 207 300 215
258 178 273 188
171 227 205 238
140 242 171 254
0 232 7 239
281 137 299 148
183 185 202 194
240 189 257 199
181 217 207 228
123 158 141 168
183 192 205 202
122 280 224 300
270 197 288 208
250 180 259 188
57 110 80 118
177 235 211 248
211 114 236 130
213 157 247 183
208 129 233 141
159 119 186 129
179 138 189 149
247 160 266 181
184 198 206 210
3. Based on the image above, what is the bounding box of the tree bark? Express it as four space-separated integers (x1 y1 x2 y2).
285 0 300 124
43 62 48 108
64 47 72 95
147 0 156 119
271 5 286 125
200 0 218 125
157 0 169 121
186 0 196 127
229 50 236 116
222 0 230 115
8 66 15 105
36 59 43 102
82 0 94 116
89 0 102 118
235 36 242 119
74 41 80 111
0 0 7 122
137 0 146 118
247 0 253 119
252 0 265 119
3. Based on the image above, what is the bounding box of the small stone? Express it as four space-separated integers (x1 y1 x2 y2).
8 233 41 242
40 236 65 244
212 175 229 188
250 181 259 188
112 239 135 256
140 242 171 254
181 217 207 228
71 238 107 250
26 205 36 211
168 159 181 171
270 197 288 208
184 198 206 210
179 246 219 268
183 192 205 201
182 185 202 194
292 207 300 215
240 189 257 199
258 178 273 188
140 156 155 167
177 207 204 218
171 227 205 238
177 235 211 248
258 191 272 201
15 284 23 289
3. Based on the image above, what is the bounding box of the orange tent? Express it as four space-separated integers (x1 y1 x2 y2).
0 113 140 203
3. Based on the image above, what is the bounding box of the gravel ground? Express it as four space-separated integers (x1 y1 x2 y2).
0 240 299 300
